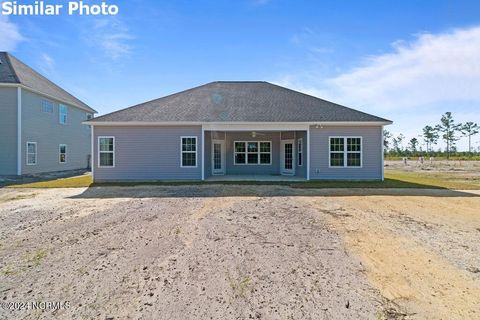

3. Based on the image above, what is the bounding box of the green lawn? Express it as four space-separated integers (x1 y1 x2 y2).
7 175 93 188
5 170 480 190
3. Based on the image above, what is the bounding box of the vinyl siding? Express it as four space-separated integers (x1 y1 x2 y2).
21 89 92 174
295 131 307 178
0 87 18 175
309 126 383 180
93 126 202 181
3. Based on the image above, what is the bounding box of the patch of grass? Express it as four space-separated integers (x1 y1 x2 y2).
0 192 38 202
228 274 253 299
8 175 92 188
0 266 19 276
26 249 48 266
294 170 480 190
5 168 479 190
385 170 480 190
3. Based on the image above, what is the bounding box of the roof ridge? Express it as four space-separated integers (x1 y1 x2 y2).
4 53 20 83
214 80 266 83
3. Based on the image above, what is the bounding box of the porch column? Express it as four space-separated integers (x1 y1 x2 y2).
201 125 205 180
306 126 310 180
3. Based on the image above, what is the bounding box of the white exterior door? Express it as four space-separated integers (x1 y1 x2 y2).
212 140 225 175
280 139 295 175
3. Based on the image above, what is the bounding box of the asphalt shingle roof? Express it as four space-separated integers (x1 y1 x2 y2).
0 52 96 113
90 81 390 123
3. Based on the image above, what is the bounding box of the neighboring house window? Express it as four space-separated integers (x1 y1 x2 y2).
59 104 68 124
86 113 93 129
329 137 362 167
26 142 37 165
297 138 303 166
59 144 67 163
41 100 53 113
181 136 197 167
98 137 115 167
234 141 271 165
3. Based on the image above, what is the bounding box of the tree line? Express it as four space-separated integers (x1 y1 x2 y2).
384 112 479 159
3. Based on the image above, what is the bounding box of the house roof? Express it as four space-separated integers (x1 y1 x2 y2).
89 81 391 124
0 52 96 113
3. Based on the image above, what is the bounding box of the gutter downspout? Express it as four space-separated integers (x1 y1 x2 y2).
17 87 22 176
306 126 310 180
91 125 95 182
381 125 385 181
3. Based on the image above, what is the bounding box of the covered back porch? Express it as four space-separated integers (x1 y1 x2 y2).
202 125 309 180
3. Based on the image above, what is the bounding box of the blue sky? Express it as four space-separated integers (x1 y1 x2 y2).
2 0 480 151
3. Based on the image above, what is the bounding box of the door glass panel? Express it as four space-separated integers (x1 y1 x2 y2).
213 143 222 170
284 143 293 169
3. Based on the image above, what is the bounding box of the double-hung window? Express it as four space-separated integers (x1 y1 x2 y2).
98 137 114 167
297 138 303 166
59 104 68 124
329 137 362 167
59 144 67 163
26 142 37 165
234 141 271 165
181 136 197 167
41 100 53 113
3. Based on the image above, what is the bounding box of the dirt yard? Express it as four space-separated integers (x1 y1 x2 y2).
385 159 480 186
0 186 479 320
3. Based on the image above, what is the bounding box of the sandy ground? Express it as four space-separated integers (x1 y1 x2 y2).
0 186 479 320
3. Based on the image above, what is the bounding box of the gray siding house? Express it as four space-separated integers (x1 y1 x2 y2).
0 52 97 175
87 81 391 182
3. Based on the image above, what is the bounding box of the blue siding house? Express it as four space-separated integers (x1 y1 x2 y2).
87 81 391 182
0 52 97 175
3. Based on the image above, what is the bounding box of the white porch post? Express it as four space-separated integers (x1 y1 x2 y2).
201 125 205 181
381 125 385 181
306 126 310 180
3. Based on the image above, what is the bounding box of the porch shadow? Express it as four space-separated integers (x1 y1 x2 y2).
69 182 480 199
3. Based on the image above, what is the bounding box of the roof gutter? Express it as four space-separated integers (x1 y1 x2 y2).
83 120 393 126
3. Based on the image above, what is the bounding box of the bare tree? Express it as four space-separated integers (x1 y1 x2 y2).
460 122 479 153
422 125 439 153
435 112 461 159
392 133 405 154
383 129 392 152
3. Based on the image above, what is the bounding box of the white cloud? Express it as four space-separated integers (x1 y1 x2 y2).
329 26 480 111
39 53 55 75
0 15 24 51
86 18 134 60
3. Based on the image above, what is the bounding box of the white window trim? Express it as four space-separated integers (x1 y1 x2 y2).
41 99 54 113
98 136 115 168
59 144 67 164
328 136 363 168
26 141 37 166
59 104 68 125
297 138 303 167
233 141 272 165
180 136 198 168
